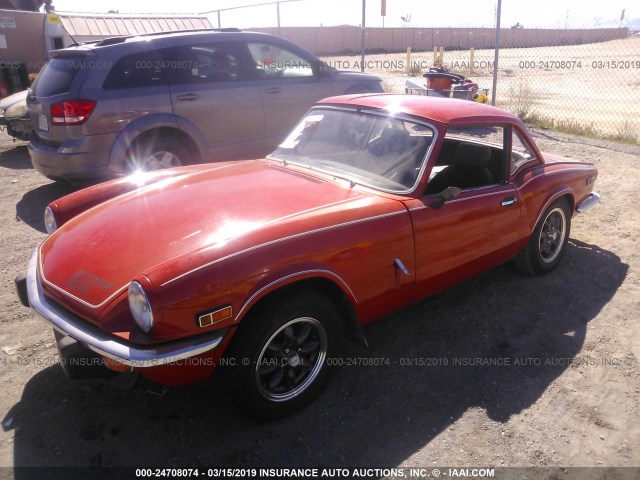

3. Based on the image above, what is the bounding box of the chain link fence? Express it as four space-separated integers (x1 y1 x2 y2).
251 1 640 143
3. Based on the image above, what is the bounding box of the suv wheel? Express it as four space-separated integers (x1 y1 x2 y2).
125 138 190 173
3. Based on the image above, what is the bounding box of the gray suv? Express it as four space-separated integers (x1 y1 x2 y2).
27 29 383 181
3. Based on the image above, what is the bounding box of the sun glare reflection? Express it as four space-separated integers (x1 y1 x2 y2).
128 169 153 187
206 220 263 248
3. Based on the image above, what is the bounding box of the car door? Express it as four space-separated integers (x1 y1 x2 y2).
246 40 335 152
169 41 267 160
408 125 527 296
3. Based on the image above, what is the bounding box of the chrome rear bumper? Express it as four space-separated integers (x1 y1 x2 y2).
23 249 225 367
577 192 600 213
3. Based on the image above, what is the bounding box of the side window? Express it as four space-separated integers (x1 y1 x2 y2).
511 130 537 175
172 43 244 84
247 42 314 79
425 125 503 195
103 50 168 90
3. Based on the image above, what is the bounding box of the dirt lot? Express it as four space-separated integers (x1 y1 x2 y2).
0 127 639 476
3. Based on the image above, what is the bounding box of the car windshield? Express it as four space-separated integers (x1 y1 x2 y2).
269 108 436 193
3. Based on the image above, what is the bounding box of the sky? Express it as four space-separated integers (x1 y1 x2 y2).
49 0 638 30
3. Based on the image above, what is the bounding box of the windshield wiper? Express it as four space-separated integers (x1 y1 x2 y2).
317 162 359 188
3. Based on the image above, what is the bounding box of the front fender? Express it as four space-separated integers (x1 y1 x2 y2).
233 263 358 323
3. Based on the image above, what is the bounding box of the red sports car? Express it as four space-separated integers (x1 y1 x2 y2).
16 95 600 419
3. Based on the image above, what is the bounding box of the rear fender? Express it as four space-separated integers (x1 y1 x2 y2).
107 114 206 172
530 186 573 233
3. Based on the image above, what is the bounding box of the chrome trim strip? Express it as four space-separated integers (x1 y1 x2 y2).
447 189 507 204
161 210 406 286
408 205 428 212
415 189 508 210
234 269 358 322
26 249 224 367
577 192 600 213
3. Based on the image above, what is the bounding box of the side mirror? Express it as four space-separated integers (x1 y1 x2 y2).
430 186 462 209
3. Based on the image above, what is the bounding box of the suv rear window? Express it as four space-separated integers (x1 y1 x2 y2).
33 57 85 97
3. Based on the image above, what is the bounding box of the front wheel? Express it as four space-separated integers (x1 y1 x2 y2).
515 198 571 275
223 291 342 420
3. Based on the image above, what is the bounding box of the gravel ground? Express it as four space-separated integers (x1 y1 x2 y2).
0 128 638 477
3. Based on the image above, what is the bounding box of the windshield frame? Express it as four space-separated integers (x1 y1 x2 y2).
268 105 439 195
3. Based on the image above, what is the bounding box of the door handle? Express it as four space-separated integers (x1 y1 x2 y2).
264 86 281 94
501 196 517 207
176 93 200 101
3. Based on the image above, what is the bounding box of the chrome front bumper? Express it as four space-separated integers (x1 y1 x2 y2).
23 249 225 367
577 192 600 213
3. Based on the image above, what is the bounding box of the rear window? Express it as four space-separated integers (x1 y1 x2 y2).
32 58 85 97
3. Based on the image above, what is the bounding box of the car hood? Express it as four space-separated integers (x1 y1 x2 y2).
39 160 382 311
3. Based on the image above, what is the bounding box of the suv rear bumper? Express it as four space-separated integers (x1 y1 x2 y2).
28 132 116 181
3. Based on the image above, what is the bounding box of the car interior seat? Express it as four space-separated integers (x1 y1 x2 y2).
425 142 494 194
368 128 412 156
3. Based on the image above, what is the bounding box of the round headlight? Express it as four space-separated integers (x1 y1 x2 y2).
128 281 154 333
44 206 57 234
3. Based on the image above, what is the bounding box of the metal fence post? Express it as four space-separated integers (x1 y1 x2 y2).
361 0 366 72
491 0 501 106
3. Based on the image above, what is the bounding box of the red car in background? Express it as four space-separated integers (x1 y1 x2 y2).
16 95 599 419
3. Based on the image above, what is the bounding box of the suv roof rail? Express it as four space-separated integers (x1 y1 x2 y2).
93 28 242 47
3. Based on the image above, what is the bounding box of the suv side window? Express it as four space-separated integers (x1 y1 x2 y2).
103 50 169 90
247 42 315 79
170 43 246 84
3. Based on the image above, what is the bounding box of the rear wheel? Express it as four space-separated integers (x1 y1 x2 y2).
515 198 571 275
125 137 190 173
223 291 342 420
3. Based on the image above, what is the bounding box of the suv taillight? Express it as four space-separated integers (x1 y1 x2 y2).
51 99 96 125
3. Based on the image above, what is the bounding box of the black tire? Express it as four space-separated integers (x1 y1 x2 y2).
125 137 190 173
515 198 571 275
223 290 343 420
